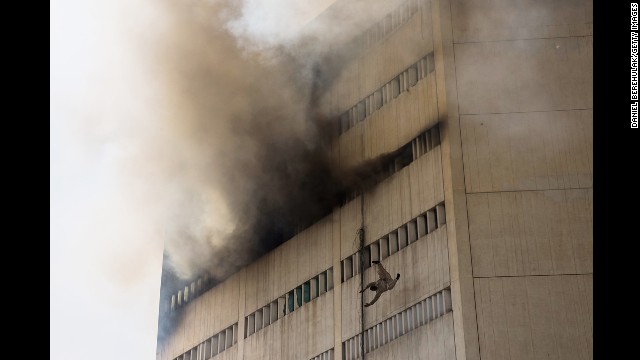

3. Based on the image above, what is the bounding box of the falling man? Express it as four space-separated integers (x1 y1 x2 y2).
358 261 400 307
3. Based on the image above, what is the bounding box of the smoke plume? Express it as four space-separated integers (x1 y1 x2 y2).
147 0 406 341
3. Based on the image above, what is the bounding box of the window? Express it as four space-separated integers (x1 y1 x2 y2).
379 237 389 259
427 209 437 233
370 242 380 263
427 52 435 73
287 291 295 313
436 203 446 226
407 220 417 244
310 277 319 300
270 301 278 323
391 78 400 98
211 335 219 356
218 331 226 352
296 286 303 308
417 215 426 237
255 309 263 331
388 233 398 255
204 337 212 358
398 227 408 250
279 296 287 317
319 272 327 295
362 246 371 270
262 305 271 327
225 327 233 348
303 282 311 303
342 256 353 281
408 65 418 87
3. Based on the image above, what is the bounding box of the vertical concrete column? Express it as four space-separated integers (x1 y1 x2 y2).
429 6 485 355
184 286 189 303
171 295 176 311
177 290 183 307
332 211 342 360
236 268 247 357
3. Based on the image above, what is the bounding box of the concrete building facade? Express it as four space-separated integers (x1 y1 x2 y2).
156 0 592 359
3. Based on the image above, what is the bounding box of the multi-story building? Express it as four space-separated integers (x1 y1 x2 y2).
156 0 592 359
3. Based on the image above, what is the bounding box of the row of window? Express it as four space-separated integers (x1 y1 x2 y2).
341 202 446 283
343 0 421 53
174 323 238 360
245 267 335 338
339 52 435 135
310 348 335 360
340 124 441 206
167 123 442 313
170 276 210 312
342 288 453 359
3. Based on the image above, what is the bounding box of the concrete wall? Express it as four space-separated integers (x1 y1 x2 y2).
433 0 593 360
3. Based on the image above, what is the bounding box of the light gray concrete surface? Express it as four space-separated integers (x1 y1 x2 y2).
474 275 592 360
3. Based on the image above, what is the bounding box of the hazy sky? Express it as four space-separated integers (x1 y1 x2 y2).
50 0 335 359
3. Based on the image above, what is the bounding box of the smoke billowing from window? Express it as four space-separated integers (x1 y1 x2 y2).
145 0 407 341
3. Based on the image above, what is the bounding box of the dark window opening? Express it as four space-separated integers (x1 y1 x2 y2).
303 281 311 303
287 291 294 313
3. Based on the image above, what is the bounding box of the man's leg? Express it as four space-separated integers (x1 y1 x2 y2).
364 290 383 307
359 281 376 293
